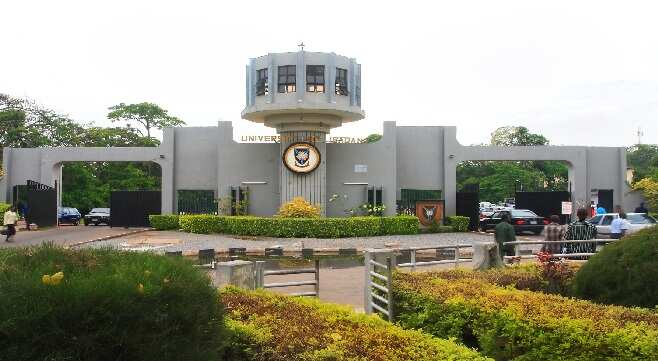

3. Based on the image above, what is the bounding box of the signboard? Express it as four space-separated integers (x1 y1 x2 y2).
282 142 321 174
415 200 445 226
561 201 573 215
354 164 368 173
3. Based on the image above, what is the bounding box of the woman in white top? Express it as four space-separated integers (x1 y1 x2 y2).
610 212 630 239
3 206 19 242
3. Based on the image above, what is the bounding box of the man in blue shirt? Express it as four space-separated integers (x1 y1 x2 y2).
596 204 606 215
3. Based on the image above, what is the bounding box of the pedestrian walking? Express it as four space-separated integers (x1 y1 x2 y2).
609 212 630 239
564 207 598 256
634 202 648 214
18 201 30 231
3 206 19 242
495 213 516 261
541 215 564 254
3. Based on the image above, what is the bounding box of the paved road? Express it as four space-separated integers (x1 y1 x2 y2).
0 226 147 248
85 230 502 253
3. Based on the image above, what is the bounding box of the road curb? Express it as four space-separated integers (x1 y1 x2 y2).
67 228 152 248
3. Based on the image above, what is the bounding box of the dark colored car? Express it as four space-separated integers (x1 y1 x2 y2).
84 208 111 226
480 209 548 235
58 207 81 225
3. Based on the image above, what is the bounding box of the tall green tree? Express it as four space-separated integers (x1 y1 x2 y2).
490 126 549 146
626 144 658 183
107 102 185 138
458 126 568 202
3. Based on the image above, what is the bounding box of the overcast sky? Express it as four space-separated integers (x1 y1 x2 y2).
2 0 657 146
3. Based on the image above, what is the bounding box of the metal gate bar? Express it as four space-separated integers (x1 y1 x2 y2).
255 259 320 297
364 250 394 321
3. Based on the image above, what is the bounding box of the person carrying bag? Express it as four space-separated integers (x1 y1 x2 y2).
3 206 19 242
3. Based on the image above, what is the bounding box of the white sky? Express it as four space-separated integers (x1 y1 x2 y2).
2 0 657 146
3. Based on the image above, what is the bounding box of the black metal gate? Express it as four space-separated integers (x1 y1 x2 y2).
110 191 161 227
456 191 480 231
24 180 57 227
515 191 571 223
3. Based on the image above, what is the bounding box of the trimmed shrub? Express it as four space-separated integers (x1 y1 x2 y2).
148 214 180 230
381 215 420 235
573 226 658 308
277 197 321 218
394 271 658 361
0 203 11 215
221 287 491 361
176 215 419 238
446 215 470 232
0 245 227 361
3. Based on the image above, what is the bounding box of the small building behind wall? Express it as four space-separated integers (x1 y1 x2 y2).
0 49 638 220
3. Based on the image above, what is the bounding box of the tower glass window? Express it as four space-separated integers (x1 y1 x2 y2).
256 68 268 96
278 65 296 93
335 68 348 95
306 65 325 92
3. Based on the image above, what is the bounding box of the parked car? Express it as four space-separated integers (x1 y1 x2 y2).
587 213 657 237
480 209 548 235
480 207 495 219
58 207 81 225
84 208 111 226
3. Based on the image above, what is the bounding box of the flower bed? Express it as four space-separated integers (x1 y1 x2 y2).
149 214 419 238
0 245 226 361
394 271 658 360
221 287 491 361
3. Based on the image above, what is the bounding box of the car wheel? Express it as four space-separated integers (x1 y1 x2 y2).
74 221 79 226
94 223 99 226
85 222 89 226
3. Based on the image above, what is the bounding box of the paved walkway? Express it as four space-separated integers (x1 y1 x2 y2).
0 226 147 248
84 230 500 253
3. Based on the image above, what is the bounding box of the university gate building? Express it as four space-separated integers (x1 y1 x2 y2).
0 50 641 223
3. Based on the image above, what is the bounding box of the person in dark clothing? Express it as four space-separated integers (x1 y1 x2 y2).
18 201 30 231
495 213 516 261
634 202 648 214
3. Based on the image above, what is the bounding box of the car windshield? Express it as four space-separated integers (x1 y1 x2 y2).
627 214 657 224
511 210 538 217
90 208 110 213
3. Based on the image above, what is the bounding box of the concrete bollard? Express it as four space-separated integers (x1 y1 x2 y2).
471 242 503 270
211 260 255 289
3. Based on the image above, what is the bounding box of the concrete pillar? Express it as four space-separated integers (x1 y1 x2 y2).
212 260 255 289
472 242 502 270
279 131 327 215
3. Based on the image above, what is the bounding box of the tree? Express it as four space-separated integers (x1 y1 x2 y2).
107 102 185 138
490 126 549 146
627 144 658 183
364 134 383 143
457 127 568 202
633 177 658 211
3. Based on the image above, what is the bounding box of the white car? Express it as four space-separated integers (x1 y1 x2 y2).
588 213 657 237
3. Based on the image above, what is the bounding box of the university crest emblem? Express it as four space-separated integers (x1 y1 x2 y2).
415 200 444 226
294 147 310 167
283 142 321 174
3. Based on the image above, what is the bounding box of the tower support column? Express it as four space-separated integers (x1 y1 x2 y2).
279 130 327 215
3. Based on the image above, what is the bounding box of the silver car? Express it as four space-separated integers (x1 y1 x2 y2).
588 213 656 237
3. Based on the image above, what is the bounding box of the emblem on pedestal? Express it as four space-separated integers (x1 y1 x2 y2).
283 142 321 174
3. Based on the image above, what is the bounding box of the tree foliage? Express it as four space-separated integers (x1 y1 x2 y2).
107 102 184 138
1 94 166 214
627 144 658 184
458 126 568 202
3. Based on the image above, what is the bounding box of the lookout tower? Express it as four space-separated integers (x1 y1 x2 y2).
242 50 364 213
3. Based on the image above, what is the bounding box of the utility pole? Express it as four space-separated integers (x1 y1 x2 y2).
637 126 644 145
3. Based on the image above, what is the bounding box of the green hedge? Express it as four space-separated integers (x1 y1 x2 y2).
446 215 470 232
0 245 227 361
0 203 11 215
394 271 658 361
221 287 491 361
148 214 180 230
573 226 658 308
153 214 419 238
